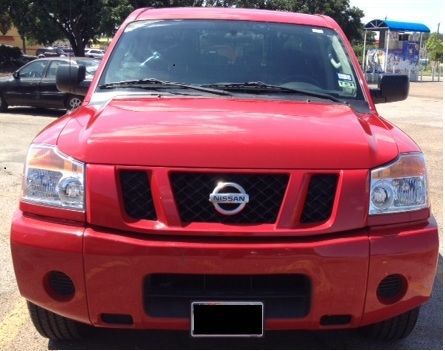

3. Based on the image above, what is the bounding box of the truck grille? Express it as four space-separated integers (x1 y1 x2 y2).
119 171 157 220
144 274 311 319
118 170 338 226
170 173 289 224
300 174 338 223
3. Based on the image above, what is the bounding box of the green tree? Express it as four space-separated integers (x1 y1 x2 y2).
426 32 443 62
426 32 443 81
0 0 134 56
273 0 365 42
129 0 364 41
0 13 12 35
1 0 364 56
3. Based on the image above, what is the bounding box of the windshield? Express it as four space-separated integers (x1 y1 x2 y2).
99 19 364 100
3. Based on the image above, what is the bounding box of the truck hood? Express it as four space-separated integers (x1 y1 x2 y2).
57 97 398 169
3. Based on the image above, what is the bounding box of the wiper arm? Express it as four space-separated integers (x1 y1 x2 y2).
202 81 347 103
99 78 232 96
99 78 167 89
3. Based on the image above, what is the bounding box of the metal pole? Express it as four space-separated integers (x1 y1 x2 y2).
362 30 367 70
384 30 390 73
418 33 423 81
419 33 423 54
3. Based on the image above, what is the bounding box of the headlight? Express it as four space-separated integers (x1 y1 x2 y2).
22 144 85 211
369 153 428 215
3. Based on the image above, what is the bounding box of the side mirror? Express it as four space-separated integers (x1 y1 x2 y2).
370 75 409 104
56 64 89 96
13 71 19 79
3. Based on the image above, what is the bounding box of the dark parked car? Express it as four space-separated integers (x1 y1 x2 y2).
63 48 74 56
35 47 66 58
0 57 98 111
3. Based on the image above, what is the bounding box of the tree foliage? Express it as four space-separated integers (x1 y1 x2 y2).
426 33 443 63
0 13 12 35
0 0 364 56
129 0 365 42
0 44 26 72
0 0 133 56
0 44 21 62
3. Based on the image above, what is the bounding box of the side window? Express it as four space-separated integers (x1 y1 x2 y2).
330 36 357 96
45 61 66 79
19 61 47 78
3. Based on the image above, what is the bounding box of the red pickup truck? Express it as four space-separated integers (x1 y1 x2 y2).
11 8 438 341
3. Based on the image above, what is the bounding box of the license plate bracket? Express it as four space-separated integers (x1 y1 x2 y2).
191 301 264 337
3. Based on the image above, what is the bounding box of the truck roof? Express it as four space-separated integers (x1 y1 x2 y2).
135 7 336 29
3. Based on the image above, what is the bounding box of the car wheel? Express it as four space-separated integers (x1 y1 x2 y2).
27 301 90 340
0 94 8 112
66 95 83 111
360 307 420 341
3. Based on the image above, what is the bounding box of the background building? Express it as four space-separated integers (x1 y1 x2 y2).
0 26 40 56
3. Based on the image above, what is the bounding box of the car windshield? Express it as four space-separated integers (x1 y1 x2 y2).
99 20 364 100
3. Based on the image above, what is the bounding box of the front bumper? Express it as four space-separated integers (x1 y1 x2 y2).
11 211 438 330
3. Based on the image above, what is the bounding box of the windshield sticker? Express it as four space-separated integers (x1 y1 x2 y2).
338 80 356 89
337 73 352 81
312 28 324 34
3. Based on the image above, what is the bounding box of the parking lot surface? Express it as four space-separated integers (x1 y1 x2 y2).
0 82 442 349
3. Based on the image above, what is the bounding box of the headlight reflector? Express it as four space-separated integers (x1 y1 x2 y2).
22 144 85 211
370 153 428 215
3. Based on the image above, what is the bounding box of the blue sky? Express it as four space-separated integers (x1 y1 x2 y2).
349 0 443 33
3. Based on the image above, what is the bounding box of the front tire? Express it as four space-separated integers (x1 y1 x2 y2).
360 307 420 341
65 95 83 111
27 301 89 341
0 94 8 112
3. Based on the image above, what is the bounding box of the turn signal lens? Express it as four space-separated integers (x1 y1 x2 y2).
22 144 85 211
369 153 428 215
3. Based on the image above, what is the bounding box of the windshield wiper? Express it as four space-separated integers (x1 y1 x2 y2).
99 78 232 96
202 81 347 103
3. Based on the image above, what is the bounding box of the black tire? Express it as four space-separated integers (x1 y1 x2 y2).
0 94 8 112
27 301 89 340
360 307 420 341
65 95 83 111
